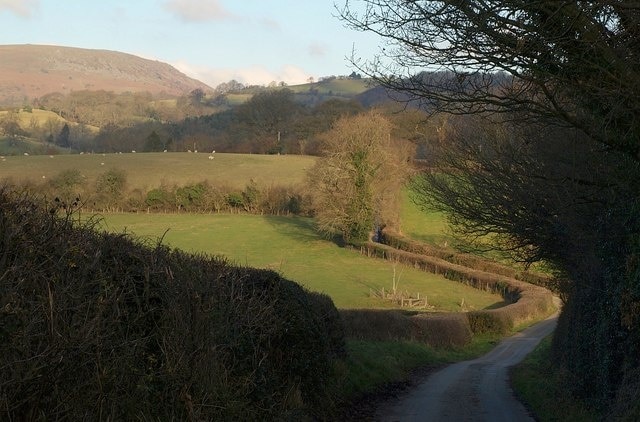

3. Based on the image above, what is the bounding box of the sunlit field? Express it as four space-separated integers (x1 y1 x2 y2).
2 150 503 310
98 212 503 310
0 152 315 190
399 188 453 247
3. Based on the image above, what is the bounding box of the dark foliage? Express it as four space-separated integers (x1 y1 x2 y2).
0 186 345 420
340 1 640 416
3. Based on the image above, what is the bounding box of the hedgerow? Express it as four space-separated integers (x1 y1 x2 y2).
354 231 555 337
0 186 345 420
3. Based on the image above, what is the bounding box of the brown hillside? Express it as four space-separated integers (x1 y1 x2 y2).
0 44 212 105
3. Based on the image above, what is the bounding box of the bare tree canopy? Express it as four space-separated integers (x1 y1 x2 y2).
308 111 413 243
339 1 640 417
339 1 640 159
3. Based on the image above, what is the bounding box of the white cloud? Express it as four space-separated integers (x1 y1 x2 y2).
164 0 237 23
171 60 312 88
0 0 39 17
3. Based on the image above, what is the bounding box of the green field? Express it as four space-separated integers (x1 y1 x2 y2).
2 151 502 310
0 152 316 190
399 189 453 247
98 212 502 310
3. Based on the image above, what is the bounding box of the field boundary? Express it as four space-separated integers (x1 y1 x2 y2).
341 230 555 346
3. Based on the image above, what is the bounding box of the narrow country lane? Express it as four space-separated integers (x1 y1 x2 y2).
376 312 558 422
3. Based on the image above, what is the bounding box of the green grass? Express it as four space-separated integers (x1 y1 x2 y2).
0 152 316 190
511 336 599 421
343 333 501 398
399 188 453 247
97 212 503 310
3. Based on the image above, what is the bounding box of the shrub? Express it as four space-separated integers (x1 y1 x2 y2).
94 168 127 210
38 168 87 205
340 309 414 341
226 191 244 209
410 313 473 348
175 183 207 211
145 185 175 210
466 310 512 334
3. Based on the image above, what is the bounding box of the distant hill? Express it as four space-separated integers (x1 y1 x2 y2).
0 44 212 105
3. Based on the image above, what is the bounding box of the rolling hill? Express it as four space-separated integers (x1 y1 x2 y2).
0 44 212 105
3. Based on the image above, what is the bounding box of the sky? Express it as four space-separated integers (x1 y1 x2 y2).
0 0 384 88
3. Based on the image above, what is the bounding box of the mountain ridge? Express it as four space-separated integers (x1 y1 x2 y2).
0 44 212 105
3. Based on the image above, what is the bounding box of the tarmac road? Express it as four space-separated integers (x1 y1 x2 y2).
376 312 558 422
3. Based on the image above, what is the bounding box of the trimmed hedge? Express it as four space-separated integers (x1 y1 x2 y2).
354 233 555 337
340 309 472 348
0 187 345 420
382 229 552 289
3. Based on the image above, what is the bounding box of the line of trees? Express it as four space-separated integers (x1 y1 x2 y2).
89 92 367 155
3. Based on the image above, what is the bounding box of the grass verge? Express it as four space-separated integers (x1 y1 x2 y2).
340 333 501 413
511 336 600 421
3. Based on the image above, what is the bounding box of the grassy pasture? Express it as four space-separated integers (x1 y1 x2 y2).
399 189 453 247
98 212 503 310
0 152 316 190
290 78 372 95
2 151 502 310
0 138 59 156
0 108 99 132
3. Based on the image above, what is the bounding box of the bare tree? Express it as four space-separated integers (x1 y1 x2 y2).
339 1 640 161
339 1 640 415
308 111 413 243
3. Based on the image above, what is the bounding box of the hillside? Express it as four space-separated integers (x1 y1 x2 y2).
0 44 212 105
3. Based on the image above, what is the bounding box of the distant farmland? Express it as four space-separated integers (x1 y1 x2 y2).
0 152 316 190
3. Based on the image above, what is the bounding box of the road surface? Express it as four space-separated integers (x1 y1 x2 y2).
376 312 558 421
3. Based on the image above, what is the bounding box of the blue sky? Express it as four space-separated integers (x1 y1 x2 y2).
0 0 383 88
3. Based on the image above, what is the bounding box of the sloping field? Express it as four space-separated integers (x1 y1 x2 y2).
99 213 503 310
0 152 316 189
0 108 99 132
290 78 372 95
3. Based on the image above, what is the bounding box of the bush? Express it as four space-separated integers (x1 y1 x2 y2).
226 191 244 209
94 168 127 210
0 187 345 420
47 168 86 201
411 313 472 347
467 310 512 334
175 183 207 211
145 185 175 210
